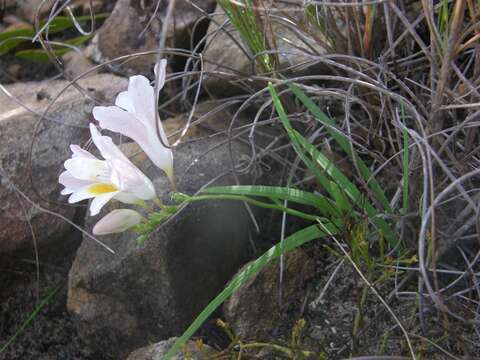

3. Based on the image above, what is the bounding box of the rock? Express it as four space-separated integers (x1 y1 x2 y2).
15 0 56 23
67 128 271 357
202 3 330 93
0 74 127 254
126 337 218 360
62 50 96 79
86 0 216 75
223 248 315 341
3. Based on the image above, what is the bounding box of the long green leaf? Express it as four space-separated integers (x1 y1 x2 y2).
0 13 107 56
296 132 397 247
201 185 339 217
15 35 91 63
164 223 338 360
268 82 333 195
269 82 397 247
287 82 392 212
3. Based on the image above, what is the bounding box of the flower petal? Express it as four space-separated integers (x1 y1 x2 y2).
127 75 156 127
154 59 167 97
109 158 156 200
92 209 143 235
88 123 133 164
115 91 135 113
68 185 96 203
92 106 150 150
89 192 119 216
114 192 141 204
59 170 93 193
64 158 111 183
70 144 97 159
94 107 172 177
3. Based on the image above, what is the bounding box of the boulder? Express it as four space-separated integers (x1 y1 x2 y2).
15 0 55 23
202 3 330 93
67 128 271 357
86 0 217 75
223 248 315 341
126 337 218 360
0 74 127 254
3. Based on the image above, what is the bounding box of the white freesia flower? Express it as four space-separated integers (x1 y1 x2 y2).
93 209 144 235
59 124 156 216
92 59 174 182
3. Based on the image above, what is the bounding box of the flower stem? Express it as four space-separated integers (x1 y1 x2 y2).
184 194 318 222
153 197 165 209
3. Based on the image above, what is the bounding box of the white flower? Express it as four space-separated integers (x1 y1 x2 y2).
92 209 144 235
92 59 174 182
59 124 156 216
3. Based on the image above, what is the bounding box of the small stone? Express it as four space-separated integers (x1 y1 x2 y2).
62 50 96 79
126 337 218 360
86 0 216 75
15 0 56 23
202 3 331 94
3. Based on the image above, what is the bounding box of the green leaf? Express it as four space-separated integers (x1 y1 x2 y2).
42 13 109 34
0 13 108 56
296 132 398 247
287 82 392 213
201 185 339 217
269 82 397 248
15 35 91 63
164 223 338 359
329 181 351 214
0 29 35 55
268 82 333 196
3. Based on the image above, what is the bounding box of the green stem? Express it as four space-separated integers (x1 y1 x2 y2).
186 194 319 221
153 197 165 209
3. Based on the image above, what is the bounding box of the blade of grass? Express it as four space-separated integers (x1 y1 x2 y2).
287 82 392 213
329 181 351 214
218 0 273 72
401 104 410 215
295 131 398 248
15 35 91 62
268 82 333 196
269 82 397 247
164 222 338 360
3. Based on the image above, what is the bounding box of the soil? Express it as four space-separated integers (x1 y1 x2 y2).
0 222 109 360
219 238 480 360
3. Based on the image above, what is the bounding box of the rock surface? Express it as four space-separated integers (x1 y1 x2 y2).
86 0 216 75
203 3 329 93
0 74 127 254
15 0 55 23
126 337 218 360
67 131 268 357
223 248 315 341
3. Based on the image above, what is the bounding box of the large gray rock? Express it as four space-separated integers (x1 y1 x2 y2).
67 133 267 358
202 3 330 93
223 248 314 341
0 74 127 254
86 0 216 75
126 337 218 360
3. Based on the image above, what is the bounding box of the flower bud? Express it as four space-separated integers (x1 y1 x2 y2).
93 209 143 235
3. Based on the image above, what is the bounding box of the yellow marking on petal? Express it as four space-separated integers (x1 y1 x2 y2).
88 183 118 195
